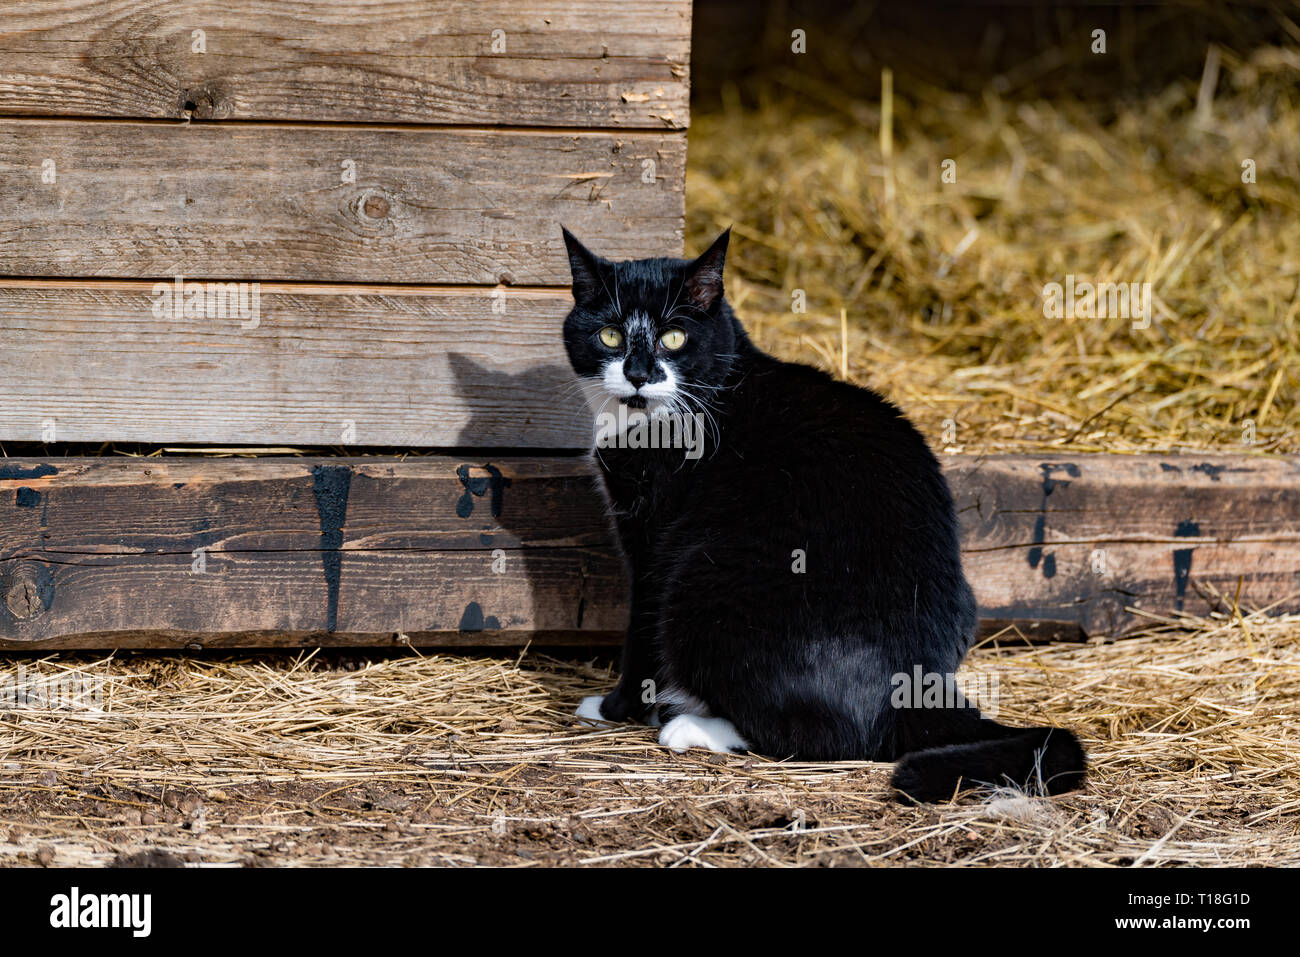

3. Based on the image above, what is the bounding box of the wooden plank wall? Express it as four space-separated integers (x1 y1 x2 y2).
2 6 1296 648
0 0 691 445
0 454 1296 649
0 2 690 126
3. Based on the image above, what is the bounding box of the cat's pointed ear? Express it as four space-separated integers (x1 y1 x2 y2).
684 227 730 313
561 226 604 306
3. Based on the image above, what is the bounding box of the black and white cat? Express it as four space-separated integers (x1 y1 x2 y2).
562 227 1086 801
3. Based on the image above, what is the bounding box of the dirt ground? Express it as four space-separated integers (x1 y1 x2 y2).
2 610 1296 867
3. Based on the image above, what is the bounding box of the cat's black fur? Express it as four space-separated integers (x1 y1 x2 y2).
561 227 1086 802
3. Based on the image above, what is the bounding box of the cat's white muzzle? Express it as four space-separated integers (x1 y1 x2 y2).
599 359 677 410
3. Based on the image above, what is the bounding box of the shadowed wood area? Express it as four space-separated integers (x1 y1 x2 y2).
0 121 685 283
0 0 690 127
0 454 1294 648
0 281 590 447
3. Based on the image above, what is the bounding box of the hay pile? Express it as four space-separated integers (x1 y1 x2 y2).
1 607 1296 867
688 43 1299 454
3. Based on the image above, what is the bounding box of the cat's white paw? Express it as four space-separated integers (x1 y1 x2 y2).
658 714 749 754
575 695 609 724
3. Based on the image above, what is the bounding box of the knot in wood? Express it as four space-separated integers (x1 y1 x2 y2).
5 565 47 620
362 192 390 219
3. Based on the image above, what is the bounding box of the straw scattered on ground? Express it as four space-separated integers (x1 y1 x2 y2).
1 607 1296 867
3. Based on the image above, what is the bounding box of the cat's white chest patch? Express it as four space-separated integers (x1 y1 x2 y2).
658 714 749 754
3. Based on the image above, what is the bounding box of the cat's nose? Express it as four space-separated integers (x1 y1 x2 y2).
623 353 653 389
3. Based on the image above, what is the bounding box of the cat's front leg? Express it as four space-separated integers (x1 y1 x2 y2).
575 576 661 725
575 502 668 725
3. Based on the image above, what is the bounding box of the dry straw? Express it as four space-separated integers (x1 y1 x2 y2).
687 44 1298 454
0 608 1296 866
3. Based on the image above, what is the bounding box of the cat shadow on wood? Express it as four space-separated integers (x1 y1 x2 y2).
444 352 625 646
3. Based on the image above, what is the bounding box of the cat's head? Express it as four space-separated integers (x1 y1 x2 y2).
560 228 738 413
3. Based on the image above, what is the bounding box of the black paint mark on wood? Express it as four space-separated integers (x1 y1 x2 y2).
458 602 501 632
1173 519 1201 611
0 463 57 480
311 465 353 632
14 487 40 508
1027 463 1080 579
455 464 512 518
1191 463 1251 482
1160 463 1182 473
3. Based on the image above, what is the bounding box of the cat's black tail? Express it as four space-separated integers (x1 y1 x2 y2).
888 705 1086 802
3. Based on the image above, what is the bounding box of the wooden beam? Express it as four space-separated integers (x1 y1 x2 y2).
0 457 622 648
0 454 1295 649
0 121 685 283
0 0 691 128
948 455 1300 637
0 281 589 447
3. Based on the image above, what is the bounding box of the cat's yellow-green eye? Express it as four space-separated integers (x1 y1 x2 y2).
598 326 623 348
660 329 687 351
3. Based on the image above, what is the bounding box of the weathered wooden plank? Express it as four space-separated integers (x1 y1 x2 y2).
0 455 1295 648
0 121 685 283
949 456 1300 544
0 0 690 128
967 541 1299 638
0 457 610 553
948 455 1300 637
0 281 592 447
0 457 623 648
0 549 627 649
